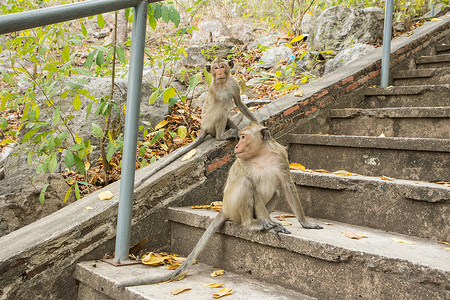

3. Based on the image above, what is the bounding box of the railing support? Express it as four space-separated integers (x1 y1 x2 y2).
114 0 148 264
381 0 394 87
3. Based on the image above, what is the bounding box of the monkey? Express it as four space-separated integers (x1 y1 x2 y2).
134 58 258 189
118 122 322 288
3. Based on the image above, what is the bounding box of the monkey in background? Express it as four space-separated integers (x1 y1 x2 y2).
119 122 322 287
134 58 258 189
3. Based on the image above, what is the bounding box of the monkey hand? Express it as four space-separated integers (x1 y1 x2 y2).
269 225 291 240
300 221 323 230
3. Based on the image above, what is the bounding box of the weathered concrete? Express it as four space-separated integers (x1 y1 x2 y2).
392 67 450 85
75 261 314 300
328 107 450 138
363 85 450 108
416 53 450 68
167 208 450 300
288 134 449 181
288 170 449 241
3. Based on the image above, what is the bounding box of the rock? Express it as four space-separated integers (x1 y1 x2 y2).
228 23 255 44
180 43 235 69
190 20 231 44
248 36 276 51
324 43 376 74
301 12 316 35
307 5 384 52
259 45 293 69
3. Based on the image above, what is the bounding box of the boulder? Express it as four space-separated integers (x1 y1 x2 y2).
190 20 231 44
307 5 384 52
324 43 376 74
259 45 293 69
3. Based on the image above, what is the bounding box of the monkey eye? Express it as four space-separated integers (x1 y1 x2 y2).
214 66 219 70
239 135 246 140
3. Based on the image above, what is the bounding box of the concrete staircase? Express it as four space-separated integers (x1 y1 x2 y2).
75 41 450 299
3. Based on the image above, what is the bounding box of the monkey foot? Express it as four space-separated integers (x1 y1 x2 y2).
269 226 291 240
301 223 323 230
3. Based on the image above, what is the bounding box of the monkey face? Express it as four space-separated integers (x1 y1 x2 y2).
213 63 228 82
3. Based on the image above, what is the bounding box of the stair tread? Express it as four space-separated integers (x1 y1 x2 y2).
416 53 450 63
329 106 450 118
392 68 448 78
364 84 450 96
288 133 450 152
75 260 314 300
168 207 450 272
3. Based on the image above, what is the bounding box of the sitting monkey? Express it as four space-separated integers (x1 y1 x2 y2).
134 58 257 189
119 123 322 287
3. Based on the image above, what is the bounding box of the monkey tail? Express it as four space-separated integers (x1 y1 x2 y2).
134 132 207 190
116 212 227 288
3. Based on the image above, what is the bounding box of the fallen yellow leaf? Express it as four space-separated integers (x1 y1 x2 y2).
212 288 233 298
313 169 329 173
181 149 197 161
324 222 334 225
391 238 414 245
98 190 114 200
202 283 224 288
342 231 368 240
378 132 386 137
289 163 306 170
211 269 225 277
191 204 211 209
439 241 450 246
294 90 303 97
280 220 292 226
155 120 169 130
171 287 191 295
380 176 395 181
85 206 94 210
334 170 358 176
445 248 450 251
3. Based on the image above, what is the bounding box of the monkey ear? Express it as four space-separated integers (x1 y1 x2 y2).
227 60 234 69
261 127 271 141
205 64 211 73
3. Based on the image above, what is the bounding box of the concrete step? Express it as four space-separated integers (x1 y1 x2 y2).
437 43 450 54
363 85 450 108
288 170 449 241
392 67 450 86
75 261 313 300
416 53 450 68
287 134 450 182
167 207 450 299
328 107 450 139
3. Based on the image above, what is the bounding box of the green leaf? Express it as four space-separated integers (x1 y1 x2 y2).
168 6 180 27
73 155 85 174
22 128 39 143
161 5 170 23
148 14 157 29
204 67 212 86
48 153 57 173
72 68 93 77
116 45 126 63
290 35 305 44
162 87 176 104
0 117 7 130
39 184 50 205
149 90 159 104
92 123 103 137
150 129 164 145
80 21 87 37
152 3 161 19
189 73 203 90
178 126 187 140
66 81 82 90
274 82 284 90
84 51 95 69
0 138 14 146
62 45 70 62
73 93 81 111
64 186 73 203
53 105 61 125
106 142 117 162
1 70 14 85
96 50 105 66
74 182 81 200
97 14 105 29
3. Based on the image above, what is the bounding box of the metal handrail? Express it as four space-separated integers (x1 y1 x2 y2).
0 0 156 263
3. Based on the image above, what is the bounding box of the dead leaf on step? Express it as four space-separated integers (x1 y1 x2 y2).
445 248 450 251
211 269 225 277
210 201 223 211
159 272 187 284
212 288 233 298
391 238 414 245
181 149 197 161
85 206 94 210
378 132 385 137
202 283 224 288
334 170 361 176
141 252 186 270
289 162 306 170
313 169 329 173
98 190 114 200
274 214 296 221
439 241 450 246
171 287 191 295
431 18 442 21
294 90 303 97
342 231 368 240
280 220 292 226
380 176 395 181
324 222 334 225
192 204 211 209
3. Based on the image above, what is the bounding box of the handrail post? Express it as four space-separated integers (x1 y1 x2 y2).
114 0 148 263
381 0 394 87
